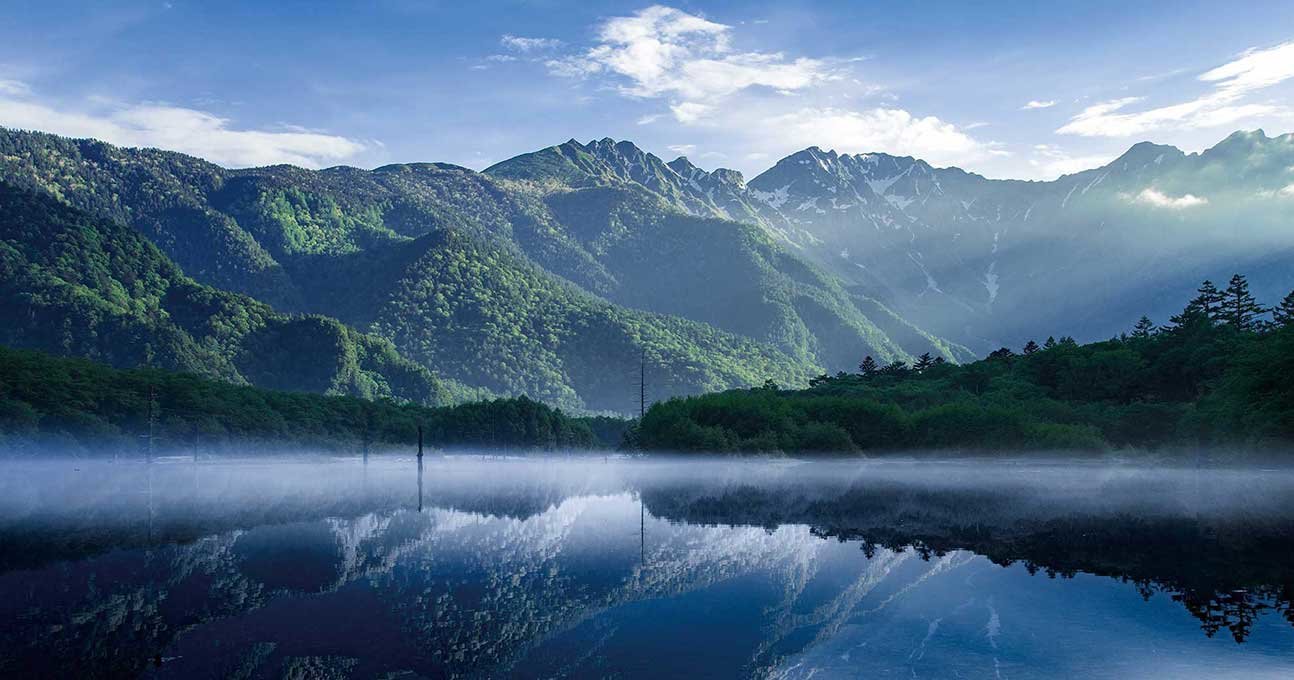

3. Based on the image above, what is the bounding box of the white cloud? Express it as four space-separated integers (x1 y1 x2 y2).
1022 100 1055 110
485 54 518 63
762 107 997 167
1059 41 1294 138
636 113 663 125
540 5 999 176
0 89 365 168
501 34 564 52
547 5 833 100
1027 144 1116 180
670 101 713 123
1285 183 1294 196
667 143 696 155
1130 187 1208 208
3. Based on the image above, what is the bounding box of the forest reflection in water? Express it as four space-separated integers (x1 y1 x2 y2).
1 455 1292 679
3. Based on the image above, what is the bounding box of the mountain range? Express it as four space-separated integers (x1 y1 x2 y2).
1 126 1291 412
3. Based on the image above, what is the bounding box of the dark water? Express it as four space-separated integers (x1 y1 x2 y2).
1 456 1293 679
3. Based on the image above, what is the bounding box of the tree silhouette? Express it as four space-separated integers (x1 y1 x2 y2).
858 355 878 377
1043 336 1057 350
914 352 935 372
1132 316 1156 338
879 360 910 377
1273 290 1294 328
1192 280 1225 321
1022 340 1040 355
988 347 1016 361
1221 274 1265 332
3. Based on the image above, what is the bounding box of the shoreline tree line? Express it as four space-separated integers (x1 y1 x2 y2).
632 275 1294 454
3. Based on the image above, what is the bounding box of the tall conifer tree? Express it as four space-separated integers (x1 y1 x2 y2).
1221 274 1265 331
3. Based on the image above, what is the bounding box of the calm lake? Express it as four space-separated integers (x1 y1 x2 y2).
1 455 1292 679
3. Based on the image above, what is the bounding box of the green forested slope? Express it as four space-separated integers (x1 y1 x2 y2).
0 346 595 452
486 140 972 365
286 228 815 409
0 128 962 412
0 183 472 405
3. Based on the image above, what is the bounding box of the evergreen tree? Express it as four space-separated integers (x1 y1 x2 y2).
932 356 947 366
1272 290 1294 328
1043 336 1057 350
1131 316 1156 338
1022 340 1040 355
914 352 935 372
1221 274 1265 332
1191 280 1225 322
858 356 878 377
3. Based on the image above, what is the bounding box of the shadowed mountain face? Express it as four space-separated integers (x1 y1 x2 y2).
2 458 1292 679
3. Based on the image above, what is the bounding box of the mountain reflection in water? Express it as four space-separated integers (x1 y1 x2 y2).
1 456 1292 679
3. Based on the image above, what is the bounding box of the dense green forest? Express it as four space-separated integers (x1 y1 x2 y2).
0 346 599 453
0 182 484 405
0 128 964 411
636 276 1294 453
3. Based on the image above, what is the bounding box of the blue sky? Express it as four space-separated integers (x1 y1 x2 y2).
3 0 1293 179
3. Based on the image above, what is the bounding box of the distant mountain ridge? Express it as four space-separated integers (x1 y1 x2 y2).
495 131 1294 352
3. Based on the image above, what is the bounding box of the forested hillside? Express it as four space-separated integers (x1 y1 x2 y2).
636 276 1294 454
0 128 962 412
0 184 474 405
486 138 971 367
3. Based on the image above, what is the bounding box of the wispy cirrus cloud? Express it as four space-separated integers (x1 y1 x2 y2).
0 83 366 168
1059 41 1294 138
1022 100 1056 110
500 34 564 52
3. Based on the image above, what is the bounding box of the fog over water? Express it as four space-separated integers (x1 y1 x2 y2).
2 452 1293 678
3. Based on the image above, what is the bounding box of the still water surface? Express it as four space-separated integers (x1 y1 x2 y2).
1 455 1292 678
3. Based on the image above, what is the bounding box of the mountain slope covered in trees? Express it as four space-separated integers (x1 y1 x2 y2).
0 183 471 405
0 128 967 410
485 138 971 368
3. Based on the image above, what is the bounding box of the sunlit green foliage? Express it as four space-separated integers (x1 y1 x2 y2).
0 182 476 405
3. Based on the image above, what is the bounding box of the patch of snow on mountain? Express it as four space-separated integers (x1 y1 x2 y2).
751 184 791 209
885 194 914 210
984 262 999 304
1061 183 1079 209
907 252 943 294
866 175 902 196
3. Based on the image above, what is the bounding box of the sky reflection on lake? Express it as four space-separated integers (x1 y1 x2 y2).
1 455 1292 679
